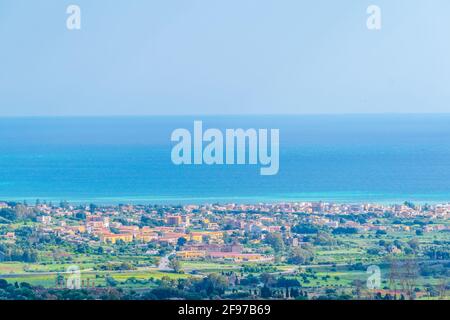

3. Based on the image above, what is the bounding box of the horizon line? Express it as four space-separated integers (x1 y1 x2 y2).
1 112 450 119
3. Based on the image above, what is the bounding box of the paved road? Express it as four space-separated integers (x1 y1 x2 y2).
158 251 176 271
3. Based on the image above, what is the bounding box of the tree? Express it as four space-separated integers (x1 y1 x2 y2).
75 212 86 220
260 286 272 298
169 258 182 273
0 279 8 289
55 273 65 287
97 246 104 255
404 201 416 209
314 231 336 246
265 233 284 252
333 227 358 235
288 247 314 265
407 238 420 253
0 208 17 222
197 274 228 296
89 203 97 212
260 273 275 286
276 277 300 288
105 276 118 287
177 237 187 247
351 279 365 299
291 224 318 234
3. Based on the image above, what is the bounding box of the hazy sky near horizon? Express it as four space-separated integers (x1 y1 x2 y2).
0 0 450 116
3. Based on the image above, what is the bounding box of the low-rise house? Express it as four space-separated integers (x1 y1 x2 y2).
100 233 133 244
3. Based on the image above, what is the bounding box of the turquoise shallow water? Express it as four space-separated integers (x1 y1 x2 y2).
1 115 450 205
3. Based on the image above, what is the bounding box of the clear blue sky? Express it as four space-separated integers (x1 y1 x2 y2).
0 0 449 116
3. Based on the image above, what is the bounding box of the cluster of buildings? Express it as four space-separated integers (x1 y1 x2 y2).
0 201 448 261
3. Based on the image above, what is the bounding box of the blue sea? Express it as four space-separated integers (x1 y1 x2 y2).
0 115 450 205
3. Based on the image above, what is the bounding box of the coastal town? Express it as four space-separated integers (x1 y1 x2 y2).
0 200 448 300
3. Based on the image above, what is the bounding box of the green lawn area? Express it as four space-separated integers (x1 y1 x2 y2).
0 262 26 274
0 266 193 288
182 261 239 272
4 273 104 287
111 270 191 281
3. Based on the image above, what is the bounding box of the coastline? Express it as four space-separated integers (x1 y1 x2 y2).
2 192 450 206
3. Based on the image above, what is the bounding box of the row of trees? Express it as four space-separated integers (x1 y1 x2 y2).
0 242 38 263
